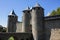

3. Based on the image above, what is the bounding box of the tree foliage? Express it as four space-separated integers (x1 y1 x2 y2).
0 25 6 32
49 7 60 16
8 36 14 40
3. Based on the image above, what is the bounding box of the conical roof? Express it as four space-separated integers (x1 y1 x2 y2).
9 10 17 16
34 3 40 7
23 6 30 12
32 3 44 9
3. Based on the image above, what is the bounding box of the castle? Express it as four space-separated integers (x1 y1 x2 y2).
0 3 60 40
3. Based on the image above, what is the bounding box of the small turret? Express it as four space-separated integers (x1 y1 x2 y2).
7 10 18 32
22 7 31 32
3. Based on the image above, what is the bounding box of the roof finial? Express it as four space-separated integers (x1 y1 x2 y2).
26 6 30 10
23 6 30 12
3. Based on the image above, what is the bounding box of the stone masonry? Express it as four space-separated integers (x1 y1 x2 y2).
0 3 60 40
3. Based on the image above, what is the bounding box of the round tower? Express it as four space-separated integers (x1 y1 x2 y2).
22 7 31 32
31 3 44 40
7 10 18 32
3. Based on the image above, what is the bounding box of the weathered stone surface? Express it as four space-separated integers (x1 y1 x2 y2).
31 3 44 40
44 16 60 40
0 32 33 40
22 8 31 32
4 3 60 40
7 10 18 32
16 22 22 32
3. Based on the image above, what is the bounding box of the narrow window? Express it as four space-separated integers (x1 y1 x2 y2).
21 39 24 40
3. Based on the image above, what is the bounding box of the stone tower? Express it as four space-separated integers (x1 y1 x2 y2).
31 3 44 40
7 10 18 32
22 7 31 32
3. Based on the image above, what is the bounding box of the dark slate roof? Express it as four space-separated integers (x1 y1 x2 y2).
9 10 17 16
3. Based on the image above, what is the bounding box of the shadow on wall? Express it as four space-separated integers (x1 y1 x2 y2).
0 33 33 40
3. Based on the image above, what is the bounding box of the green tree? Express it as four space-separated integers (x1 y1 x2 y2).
0 25 6 32
8 36 14 40
0 25 3 32
2 27 7 32
57 7 60 15
49 7 60 16
50 10 57 16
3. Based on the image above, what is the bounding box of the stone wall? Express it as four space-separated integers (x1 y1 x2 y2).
15 15 60 40
0 32 33 40
16 22 22 32
44 15 60 40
